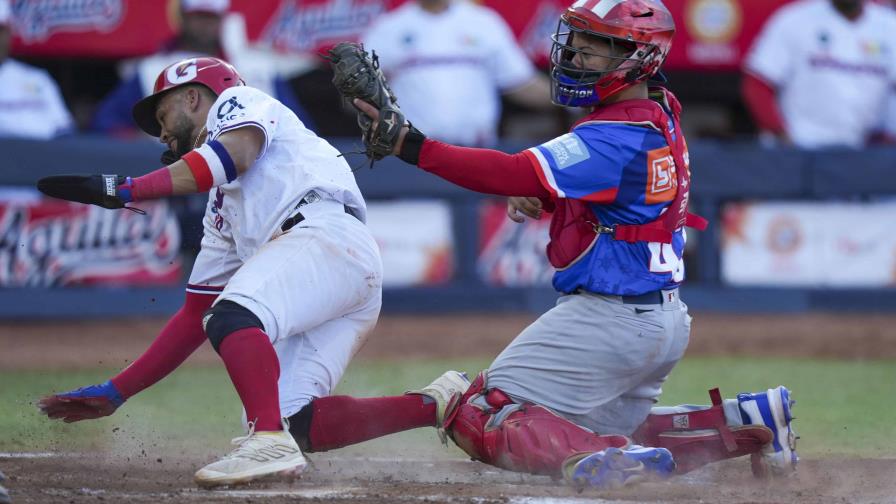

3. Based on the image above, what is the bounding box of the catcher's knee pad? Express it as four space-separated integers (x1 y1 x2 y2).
202 300 265 353
445 374 628 478
632 388 773 475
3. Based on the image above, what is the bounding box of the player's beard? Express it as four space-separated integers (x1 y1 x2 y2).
832 0 862 16
170 112 198 158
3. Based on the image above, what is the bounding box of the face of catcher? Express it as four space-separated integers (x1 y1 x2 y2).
566 31 632 73
155 85 211 158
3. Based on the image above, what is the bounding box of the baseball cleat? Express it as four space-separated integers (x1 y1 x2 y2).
567 446 675 490
194 420 306 488
737 386 798 475
407 370 470 443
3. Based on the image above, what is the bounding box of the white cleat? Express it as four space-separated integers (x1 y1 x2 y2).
737 386 798 476
194 420 307 488
407 370 470 443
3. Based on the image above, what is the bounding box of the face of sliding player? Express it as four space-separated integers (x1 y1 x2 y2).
132 56 245 156
154 85 213 158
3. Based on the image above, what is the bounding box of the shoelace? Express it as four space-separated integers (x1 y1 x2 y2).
223 421 260 460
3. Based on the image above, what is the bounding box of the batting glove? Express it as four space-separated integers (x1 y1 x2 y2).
38 380 126 423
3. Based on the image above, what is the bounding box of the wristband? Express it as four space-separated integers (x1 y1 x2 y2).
397 123 427 165
182 140 238 192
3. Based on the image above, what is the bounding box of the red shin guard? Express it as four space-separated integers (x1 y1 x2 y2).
445 374 628 478
632 388 773 474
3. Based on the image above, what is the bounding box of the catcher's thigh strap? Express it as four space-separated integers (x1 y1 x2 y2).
444 372 628 478
632 388 773 474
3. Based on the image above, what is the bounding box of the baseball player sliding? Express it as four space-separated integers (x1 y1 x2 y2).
284 0 798 490
35 57 383 488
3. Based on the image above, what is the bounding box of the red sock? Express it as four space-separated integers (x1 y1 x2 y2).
219 328 282 432
308 395 436 451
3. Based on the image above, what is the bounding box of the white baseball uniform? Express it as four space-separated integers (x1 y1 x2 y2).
0 59 74 140
362 0 536 146
186 85 383 418
744 0 896 149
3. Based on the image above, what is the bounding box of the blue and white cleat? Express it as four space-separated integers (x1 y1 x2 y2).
737 386 798 475
567 446 675 490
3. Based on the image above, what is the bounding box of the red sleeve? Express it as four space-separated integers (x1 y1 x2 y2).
110 291 215 399
742 72 787 134
418 139 551 198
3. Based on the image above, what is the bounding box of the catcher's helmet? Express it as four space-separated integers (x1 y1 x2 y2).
132 57 244 136
550 0 675 107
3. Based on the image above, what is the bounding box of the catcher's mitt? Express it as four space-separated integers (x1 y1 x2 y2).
327 42 405 162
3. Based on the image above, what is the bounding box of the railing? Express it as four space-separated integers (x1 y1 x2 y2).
1 136 894 317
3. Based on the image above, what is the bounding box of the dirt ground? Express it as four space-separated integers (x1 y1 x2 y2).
2 312 896 503
2 312 896 371
3 454 895 504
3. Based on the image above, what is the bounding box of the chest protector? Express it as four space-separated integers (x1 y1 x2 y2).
546 87 707 270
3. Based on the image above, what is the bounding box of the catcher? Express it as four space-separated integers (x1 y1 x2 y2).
288 0 797 490
36 57 384 488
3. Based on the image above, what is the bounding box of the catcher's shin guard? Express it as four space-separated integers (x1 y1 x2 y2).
444 373 628 478
631 388 773 475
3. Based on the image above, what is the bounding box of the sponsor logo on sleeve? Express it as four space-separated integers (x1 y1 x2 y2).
542 133 590 170
646 146 677 204
217 96 246 121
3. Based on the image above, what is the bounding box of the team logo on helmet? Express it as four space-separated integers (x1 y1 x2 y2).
571 0 627 18
166 60 199 85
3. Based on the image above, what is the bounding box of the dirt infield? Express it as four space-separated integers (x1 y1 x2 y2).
2 453 895 503
2 312 896 503
2 312 896 370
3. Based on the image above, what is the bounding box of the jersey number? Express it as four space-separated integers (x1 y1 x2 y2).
648 242 684 282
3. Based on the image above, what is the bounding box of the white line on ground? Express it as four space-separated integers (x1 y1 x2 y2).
509 498 632 504
202 488 645 503
212 487 363 499
0 452 65 458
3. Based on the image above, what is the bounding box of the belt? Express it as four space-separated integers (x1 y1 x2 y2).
280 191 359 232
621 288 678 305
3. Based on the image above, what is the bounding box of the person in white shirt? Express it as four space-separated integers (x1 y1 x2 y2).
742 0 896 149
93 0 310 135
37 57 382 489
362 0 552 146
0 0 74 140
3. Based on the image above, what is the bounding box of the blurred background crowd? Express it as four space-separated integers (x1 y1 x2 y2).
1 0 895 312
2 0 895 145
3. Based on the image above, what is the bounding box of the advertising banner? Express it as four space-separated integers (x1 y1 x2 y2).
366 199 454 287
0 195 182 287
477 199 553 287
9 0 796 71
722 201 896 287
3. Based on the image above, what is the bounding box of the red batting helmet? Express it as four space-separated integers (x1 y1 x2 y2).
132 56 244 136
550 0 675 107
